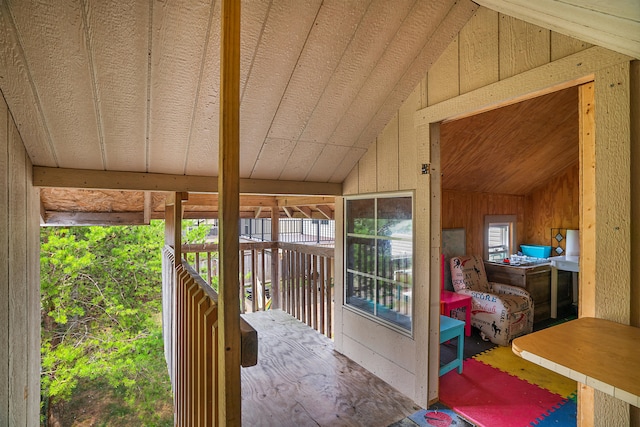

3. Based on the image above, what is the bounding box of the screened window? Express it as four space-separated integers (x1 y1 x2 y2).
345 194 413 333
485 215 516 262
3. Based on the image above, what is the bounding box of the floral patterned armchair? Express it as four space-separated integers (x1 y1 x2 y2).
449 255 534 346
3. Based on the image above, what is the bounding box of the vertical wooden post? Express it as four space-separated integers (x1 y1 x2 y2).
271 207 280 309
218 0 241 424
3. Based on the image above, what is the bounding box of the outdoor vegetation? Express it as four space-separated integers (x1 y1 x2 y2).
40 220 210 426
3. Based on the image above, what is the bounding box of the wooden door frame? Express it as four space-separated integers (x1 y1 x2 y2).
415 47 632 420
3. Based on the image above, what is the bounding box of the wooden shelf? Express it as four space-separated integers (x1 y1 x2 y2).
512 317 640 407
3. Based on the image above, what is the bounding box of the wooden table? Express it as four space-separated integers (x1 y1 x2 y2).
512 317 640 407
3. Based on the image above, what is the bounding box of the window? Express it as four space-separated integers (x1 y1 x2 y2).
484 215 516 262
345 194 413 333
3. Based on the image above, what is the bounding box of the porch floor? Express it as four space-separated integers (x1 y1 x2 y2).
241 310 419 426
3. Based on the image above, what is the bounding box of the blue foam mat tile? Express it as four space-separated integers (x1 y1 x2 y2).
530 398 577 427
409 408 476 427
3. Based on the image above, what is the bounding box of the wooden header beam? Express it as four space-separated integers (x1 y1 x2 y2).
33 166 342 196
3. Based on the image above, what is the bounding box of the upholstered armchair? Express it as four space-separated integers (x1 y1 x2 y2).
449 255 534 346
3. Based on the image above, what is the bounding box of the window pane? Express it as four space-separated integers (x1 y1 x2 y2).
345 194 413 333
377 280 411 330
377 197 412 237
347 236 375 274
347 199 375 235
345 272 374 315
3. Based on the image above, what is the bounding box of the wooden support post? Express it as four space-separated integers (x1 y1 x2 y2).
271 207 280 309
218 0 241 424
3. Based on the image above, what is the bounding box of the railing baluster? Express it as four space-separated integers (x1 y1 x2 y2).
251 249 258 312
240 249 246 314
319 256 325 336
259 249 264 310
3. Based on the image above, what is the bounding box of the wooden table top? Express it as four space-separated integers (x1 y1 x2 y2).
512 317 640 407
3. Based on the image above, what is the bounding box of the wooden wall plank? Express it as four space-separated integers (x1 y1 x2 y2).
475 0 640 58
631 60 640 330
8 108 27 425
459 7 499 94
398 84 421 190
376 113 399 192
358 142 377 194
427 36 459 106
551 31 592 61
593 62 631 324
0 90 9 427
342 165 358 196
631 59 640 427
499 14 550 80
442 189 525 256
26 155 39 426
524 163 579 244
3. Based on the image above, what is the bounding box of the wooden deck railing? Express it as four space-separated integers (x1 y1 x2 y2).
162 246 257 426
279 242 334 338
182 241 335 338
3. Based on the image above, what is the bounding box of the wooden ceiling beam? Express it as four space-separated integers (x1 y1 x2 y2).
282 206 294 218
33 167 342 196
276 196 335 207
296 206 312 218
185 193 278 207
316 204 334 220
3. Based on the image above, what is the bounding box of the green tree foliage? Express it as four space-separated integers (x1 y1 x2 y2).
40 221 172 425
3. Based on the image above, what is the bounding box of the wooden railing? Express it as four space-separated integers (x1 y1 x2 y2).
182 241 335 338
162 246 257 426
280 242 334 338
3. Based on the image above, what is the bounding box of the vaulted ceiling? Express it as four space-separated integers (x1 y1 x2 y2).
2 1 636 224
0 0 475 183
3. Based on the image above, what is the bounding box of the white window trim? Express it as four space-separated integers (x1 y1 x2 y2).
484 214 517 261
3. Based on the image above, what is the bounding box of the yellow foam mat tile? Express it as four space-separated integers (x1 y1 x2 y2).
473 346 577 398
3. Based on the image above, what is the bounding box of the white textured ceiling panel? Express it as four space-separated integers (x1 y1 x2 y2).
0 0 477 184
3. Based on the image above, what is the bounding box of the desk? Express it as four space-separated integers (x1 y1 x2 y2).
550 255 579 318
512 317 640 407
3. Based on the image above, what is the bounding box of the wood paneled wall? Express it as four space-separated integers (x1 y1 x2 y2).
524 162 579 245
441 190 525 256
440 162 579 258
0 94 40 425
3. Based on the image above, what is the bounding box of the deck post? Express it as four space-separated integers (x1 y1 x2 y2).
271 207 280 309
218 0 242 424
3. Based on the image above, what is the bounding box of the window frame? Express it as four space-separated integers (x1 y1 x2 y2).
484 214 517 262
344 192 414 336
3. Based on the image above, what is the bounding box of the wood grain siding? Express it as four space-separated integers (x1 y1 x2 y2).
398 84 421 190
427 37 459 106
459 8 499 94
524 163 579 245
0 93 40 425
498 15 550 80
474 0 640 59
376 113 399 192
